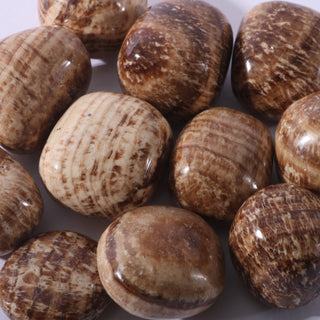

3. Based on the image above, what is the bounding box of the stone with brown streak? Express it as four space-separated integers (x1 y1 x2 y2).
170 107 273 221
39 92 172 220
0 149 42 256
0 231 109 320
275 92 320 193
97 205 225 319
229 183 320 308
118 0 233 121
38 0 147 58
232 1 320 121
0 26 91 152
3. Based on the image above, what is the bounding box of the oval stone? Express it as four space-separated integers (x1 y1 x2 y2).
38 0 147 58
0 26 91 152
118 0 233 121
0 231 109 320
275 92 320 192
97 205 225 319
232 1 320 121
39 92 172 220
170 107 273 221
229 183 320 308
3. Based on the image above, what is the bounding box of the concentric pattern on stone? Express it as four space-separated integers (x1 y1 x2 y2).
39 92 172 219
170 107 273 220
0 26 91 152
229 184 320 308
0 231 109 320
275 92 320 193
0 149 42 256
232 1 320 121
118 0 233 120
97 206 225 319
38 0 147 58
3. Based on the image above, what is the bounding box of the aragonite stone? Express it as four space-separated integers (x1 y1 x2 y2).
0 26 91 152
275 92 320 192
39 92 172 220
97 206 225 319
38 0 147 58
0 148 42 256
232 1 320 121
118 0 233 121
170 107 273 221
0 231 109 320
229 183 320 308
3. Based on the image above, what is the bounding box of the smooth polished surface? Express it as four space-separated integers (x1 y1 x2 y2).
1 1 320 320
275 92 320 192
230 184 320 309
0 231 109 320
232 1 320 121
170 107 273 221
118 0 233 121
39 92 172 220
38 0 147 58
97 206 225 319
0 26 91 152
0 149 42 256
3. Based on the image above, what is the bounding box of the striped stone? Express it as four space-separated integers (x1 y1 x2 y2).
229 183 320 308
0 231 109 320
39 92 172 219
0 149 42 256
232 1 320 121
38 0 147 58
170 107 273 220
118 0 233 121
97 206 225 319
0 26 91 152
275 92 320 192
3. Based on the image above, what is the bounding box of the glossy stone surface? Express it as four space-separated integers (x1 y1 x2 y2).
39 92 172 220
118 0 233 121
275 92 320 193
0 231 109 320
0 149 42 256
229 183 320 308
170 107 273 221
97 205 225 319
0 26 91 152
38 0 147 58
232 1 320 121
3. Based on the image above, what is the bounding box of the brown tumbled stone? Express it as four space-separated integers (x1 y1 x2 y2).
38 0 147 58
97 205 225 319
118 0 233 121
232 1 320 121
0 231 109 320
0 149 42 256
0 26 91 152
275 92 320 193
170 107 273 221
229 183 320 308
39 92 172 220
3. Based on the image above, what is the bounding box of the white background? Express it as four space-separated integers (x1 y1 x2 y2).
0 1 319 320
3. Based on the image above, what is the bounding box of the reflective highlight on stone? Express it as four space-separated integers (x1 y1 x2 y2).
0 149 42 256
0 26 91 152
118 0 233 121
0 231 109 320
170 107 273 221
39 92 172 220
229 183 320 308
275 92 320 193
97 206 225 319
38 0 147 58
232 1 320 121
